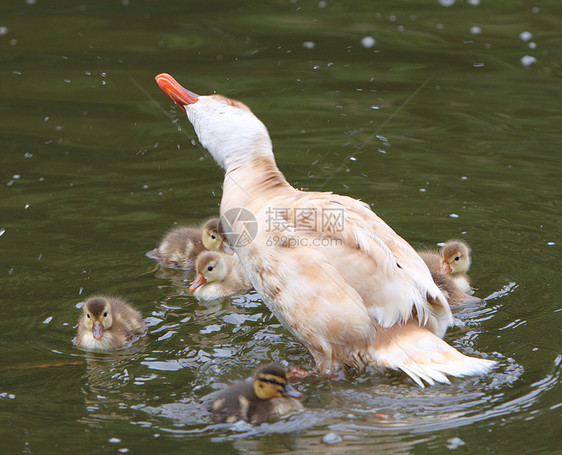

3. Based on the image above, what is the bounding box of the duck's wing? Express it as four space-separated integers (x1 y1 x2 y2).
258 191 451 335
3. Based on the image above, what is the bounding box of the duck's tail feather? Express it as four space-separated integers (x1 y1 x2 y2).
368 322 496 388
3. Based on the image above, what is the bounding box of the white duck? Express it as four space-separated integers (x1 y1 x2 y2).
155 73 495 387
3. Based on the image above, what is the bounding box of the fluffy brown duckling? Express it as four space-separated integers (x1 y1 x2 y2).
201 218 235 254
189 251 251 300
146 218 231 269
208 364 304 424
429 272 480 306
419 240 472 293
75 296 147 350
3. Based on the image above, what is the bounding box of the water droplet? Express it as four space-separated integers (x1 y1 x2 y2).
447 437 465 449
322 432 343 444
361 36 376 48
0 26 8 35
450 213 459 218
520 55 537 67
470 26 482 35
302 41 315 49
519 31 533 42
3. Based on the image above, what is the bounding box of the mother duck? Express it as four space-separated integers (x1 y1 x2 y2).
155 73 495 387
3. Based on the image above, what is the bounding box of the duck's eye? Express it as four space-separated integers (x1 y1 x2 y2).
103 311 108 317
207 266 214 272
454 256 460 261
211 234 217 240
86 313 90 318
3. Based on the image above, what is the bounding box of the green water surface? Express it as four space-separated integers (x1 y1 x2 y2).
1 0 561 453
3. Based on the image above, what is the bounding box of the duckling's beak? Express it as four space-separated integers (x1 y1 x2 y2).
189 273 207 292
440 263 453 274
92 322 104 340
155 73 199 114
220 241 235 256
283 384 303 400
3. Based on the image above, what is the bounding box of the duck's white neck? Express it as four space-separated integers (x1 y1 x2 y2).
221 140 275 174
186 97 275 173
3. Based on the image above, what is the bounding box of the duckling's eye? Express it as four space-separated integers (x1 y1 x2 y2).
207 266 214 271
454 256 460 261
103 311 108 317
211 234 217 240
86 313 90 318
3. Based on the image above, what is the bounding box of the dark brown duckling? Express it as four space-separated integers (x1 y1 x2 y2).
75 296 146 350
208 364 304 424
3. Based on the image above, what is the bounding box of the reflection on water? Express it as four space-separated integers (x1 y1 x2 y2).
1 0 561 452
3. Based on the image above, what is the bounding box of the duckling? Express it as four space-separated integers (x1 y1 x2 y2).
430 272 480 306
201 218 235 254
208 364 303 424
419 240 472 293
189 251 251 300
146 218 229 269
75 296 147 350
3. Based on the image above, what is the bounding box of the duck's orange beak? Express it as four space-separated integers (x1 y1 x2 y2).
189 273 207 292
220 241 235 256
440 262 452 274
155 73 199 113
92 322 104 340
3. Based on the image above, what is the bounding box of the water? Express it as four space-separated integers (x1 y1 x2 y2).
1 0 560 453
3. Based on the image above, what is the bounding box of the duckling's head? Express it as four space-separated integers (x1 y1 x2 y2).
201 219 235 255
81 297 113 340
189 251 228 292
252 364 303 401
155 73 274 173
440 240 471 275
